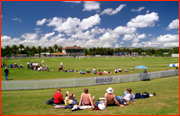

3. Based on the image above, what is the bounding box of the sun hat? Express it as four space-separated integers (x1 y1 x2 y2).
106 87 114 93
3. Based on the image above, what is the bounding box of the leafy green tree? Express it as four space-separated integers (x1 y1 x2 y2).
11 45 18 55
58 46 62 53
1 47 5 56
48 46 54 56
84 48 90 55
4 45 11 56
43 47 48 56
89 48 92 55
25 46 30 56
31 46 37 56
18 44 24 53
53 44 58 53
37 46 42 57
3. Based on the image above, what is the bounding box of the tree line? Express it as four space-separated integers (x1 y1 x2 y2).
1 44 179 57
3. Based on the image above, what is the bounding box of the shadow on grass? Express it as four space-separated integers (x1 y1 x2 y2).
142 79 151 81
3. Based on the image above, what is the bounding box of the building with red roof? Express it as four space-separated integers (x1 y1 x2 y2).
62 46 85 56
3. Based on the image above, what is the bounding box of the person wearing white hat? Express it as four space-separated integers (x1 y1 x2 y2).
104 87 124 108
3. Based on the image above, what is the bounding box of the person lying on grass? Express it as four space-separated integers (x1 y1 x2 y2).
116 88 135 102
105 87 124 108
79 70 89 74
78 87 95 108
103 70 111 75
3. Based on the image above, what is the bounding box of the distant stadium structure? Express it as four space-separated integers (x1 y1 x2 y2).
171 54 179 57
62 46 85 56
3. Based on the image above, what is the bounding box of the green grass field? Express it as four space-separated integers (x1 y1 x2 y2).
1 57 179 80
1 75 179 115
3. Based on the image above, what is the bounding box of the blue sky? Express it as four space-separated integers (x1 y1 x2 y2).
1 1 179 48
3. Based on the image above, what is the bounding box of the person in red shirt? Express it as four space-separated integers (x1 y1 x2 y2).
53 88 64 104
97 70 103 75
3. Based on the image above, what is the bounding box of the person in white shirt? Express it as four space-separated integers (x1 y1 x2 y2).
123 88 135 101
92 67 96 74
114 68 118 73
118 67 122 73
116 88 135 102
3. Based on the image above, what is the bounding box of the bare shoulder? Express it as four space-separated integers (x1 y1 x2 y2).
112 94 115 97
81 93 85 96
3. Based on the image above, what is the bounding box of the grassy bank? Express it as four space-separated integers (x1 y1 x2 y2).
1 75 179 115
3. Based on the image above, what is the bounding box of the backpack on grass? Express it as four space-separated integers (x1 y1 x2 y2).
142 92 149 98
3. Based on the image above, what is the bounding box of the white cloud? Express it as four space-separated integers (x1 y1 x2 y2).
131 42 143 47
146 10 149 14
156 34 179 42
127 12 159 28
1 36 21 47
35 28 42 33
148 34 152 36
71 30 94 40
113 26 136 35
40 32 55 41
47 17 80 34
134 34 179 48
63 1 81 3
131 7 145 13
166 19 179 29
36 18 47 26
99 32 119 44
115 44 122 48
122 33 146 43
138 33 146 39
12 18 21 22
47 14 100 34
90 26 106 34
21 33 39 40
83 1 100 11
79 14 101 30
100 4 126 15
1 15 3 18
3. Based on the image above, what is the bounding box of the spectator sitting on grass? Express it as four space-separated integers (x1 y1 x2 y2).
118 67 122 73
123 88 135 102
78 88 95 108
86 68 91 74
144 69 147 73
74 68 78 73
53 88 64 104
92 67 96 74
116 88 135 102
64 91 76 106
124 69 128 73
97 70 103 75
68 69 73 72
114 68 118 73
58 67 63 72
105 87 124 108
45 65 49 72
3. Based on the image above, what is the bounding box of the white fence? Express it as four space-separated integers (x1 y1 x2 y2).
1 69 179 91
